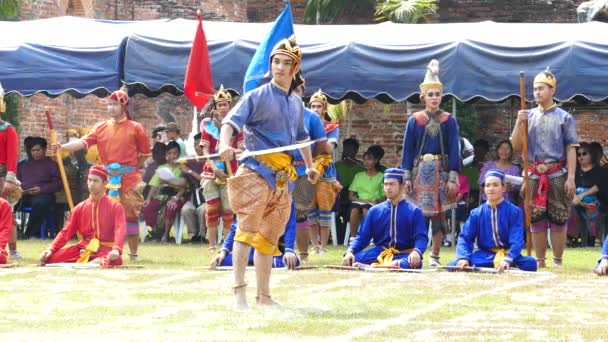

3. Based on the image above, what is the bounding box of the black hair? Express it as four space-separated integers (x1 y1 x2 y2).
152 142 167 164
193 133 202 141
363 150 381 171
152 126 167 139
367 145 385 160
166 140 181 154
494 139 513 161
579 142 600 165
25 136 47 151
343 138 360 151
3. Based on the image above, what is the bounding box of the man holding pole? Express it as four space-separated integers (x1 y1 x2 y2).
56 87 151 261
511 68 578 268
219 37 319 310
200 85 243 251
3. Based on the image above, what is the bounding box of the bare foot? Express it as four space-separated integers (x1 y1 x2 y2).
537 259 546 269
299 253 309 264
256 294 280 306
233 284 249 312
553 258 563 268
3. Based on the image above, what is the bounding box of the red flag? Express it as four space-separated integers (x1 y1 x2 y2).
184 11 214 110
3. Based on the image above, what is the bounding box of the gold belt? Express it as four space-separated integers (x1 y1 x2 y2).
420 154 442 162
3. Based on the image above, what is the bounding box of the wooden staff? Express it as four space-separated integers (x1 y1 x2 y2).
45 107 74 210
519 72 532 256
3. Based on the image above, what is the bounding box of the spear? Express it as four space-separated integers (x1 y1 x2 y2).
45 107 74 210
520 72 532 256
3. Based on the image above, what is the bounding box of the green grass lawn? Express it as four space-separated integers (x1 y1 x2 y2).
1 240 607 341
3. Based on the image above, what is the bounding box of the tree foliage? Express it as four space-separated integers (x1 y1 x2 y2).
304 0 438 24
304 0 374 24
3 95 21 132
374 0 438 23
442 98 478 141
0 0 20 20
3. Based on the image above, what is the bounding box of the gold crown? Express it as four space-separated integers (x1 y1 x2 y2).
310 89 328 108
534 67 557 88
270 36 302 74
213 84 232 103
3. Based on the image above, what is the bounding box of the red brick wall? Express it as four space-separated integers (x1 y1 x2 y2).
438 0 584 23
13 0 608 162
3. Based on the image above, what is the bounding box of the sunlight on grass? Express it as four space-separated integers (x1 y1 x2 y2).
1 240 607 340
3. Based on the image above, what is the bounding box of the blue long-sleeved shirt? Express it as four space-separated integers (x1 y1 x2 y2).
456 200 525 264
347 199 428 257
223 82 310 189
601 235 608 260
401 111 460 173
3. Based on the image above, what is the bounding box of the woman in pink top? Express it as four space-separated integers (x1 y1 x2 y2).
478 140 521 203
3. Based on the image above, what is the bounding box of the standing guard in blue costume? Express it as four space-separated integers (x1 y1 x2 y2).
401 60 460 267
210 201 299 269
449 169 537 272
342 168 428 269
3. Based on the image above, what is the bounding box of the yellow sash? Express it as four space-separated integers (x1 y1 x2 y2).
255 152 297 190
491 247 508 268
313 154 333 175
76 238 115 264
372 247 414 266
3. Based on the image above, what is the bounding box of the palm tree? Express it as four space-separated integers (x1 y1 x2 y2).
304 0 438 24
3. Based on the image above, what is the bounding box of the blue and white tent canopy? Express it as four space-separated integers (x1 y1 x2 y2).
1 17 608 103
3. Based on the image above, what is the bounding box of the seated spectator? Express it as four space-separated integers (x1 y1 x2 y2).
39 166 126 266
448 170 537 272
166 122 187 158
335 138 365 243
462 138 490 208
142 141 186 242
342 168 428 269
142 142 167 199
17 137 62 238
568 142 604 247
179 133 206 243
478 140 521 203
595 236 608 276
367 145 387 172
348 150 385 239
210 201 298 269
152 125 168 144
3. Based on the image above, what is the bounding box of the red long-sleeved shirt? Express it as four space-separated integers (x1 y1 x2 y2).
0 123 18 173
50 195 126 253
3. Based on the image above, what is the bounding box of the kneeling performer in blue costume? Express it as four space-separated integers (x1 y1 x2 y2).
449 169 537 272
342 168 428 269
210 201 299 269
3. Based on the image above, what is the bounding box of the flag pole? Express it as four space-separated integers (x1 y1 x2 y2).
519 72 532 256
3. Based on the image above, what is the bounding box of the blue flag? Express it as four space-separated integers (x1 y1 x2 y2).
243 2 294 93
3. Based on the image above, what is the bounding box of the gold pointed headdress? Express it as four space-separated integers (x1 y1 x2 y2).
270 36 302 75
213 84 232 103
419 59 443 95
310 89 328 108
534 67 557 88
